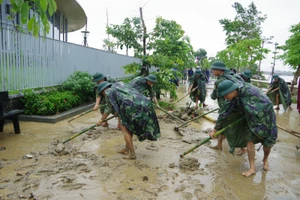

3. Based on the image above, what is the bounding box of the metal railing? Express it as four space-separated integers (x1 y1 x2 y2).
0 27 141 92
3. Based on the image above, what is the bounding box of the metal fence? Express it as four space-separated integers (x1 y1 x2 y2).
0 27 141 92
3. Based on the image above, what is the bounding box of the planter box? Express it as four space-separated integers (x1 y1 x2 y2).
19 103 94 123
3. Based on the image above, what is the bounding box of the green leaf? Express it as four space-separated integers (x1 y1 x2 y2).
0 0 2 4
48 0 57 16
20 2 29 24
33 23 39 36
14 0 23 7
27 17 35 31
40 0 48 12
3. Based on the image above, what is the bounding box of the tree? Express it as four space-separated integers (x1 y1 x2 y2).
279 22 300 70
117 16 195 99
194 48 207 66
106 17 143 56
219 2 266 45
278 22 300 90
1 0 57 37
102 38 117 53
218 2 270 73
148 17 195 71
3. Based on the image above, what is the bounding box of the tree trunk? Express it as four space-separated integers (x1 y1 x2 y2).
139 7 149 76
291 65 300 92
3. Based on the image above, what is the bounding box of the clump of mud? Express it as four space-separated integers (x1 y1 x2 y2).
162 106 204 124
179 157 200 171
48 139 78 156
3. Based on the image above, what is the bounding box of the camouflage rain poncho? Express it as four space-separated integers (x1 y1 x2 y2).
211 73 244 109
225 70 245 83
189 72 207 104
211 73 247 154
95 77 117 113
267 77 292 110
215 83 278 153
129 76 154 98
105 82 161 142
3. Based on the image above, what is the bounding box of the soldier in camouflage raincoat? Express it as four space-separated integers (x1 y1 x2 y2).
210 80 277 177
96 81 161 160
266 74 292 111
92 73 117 127
240 70 252 83
210 61 247 154
225 69 245 83
129 74 160 107
188 69 207 109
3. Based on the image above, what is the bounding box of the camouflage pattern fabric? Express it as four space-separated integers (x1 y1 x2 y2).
189 72 207 103
239 74 251 83
211 73 243 109
95 77 117 113
268 77 292 110
129 76 154 98
105 82 161 142
226 71 245 83
215 83 278 153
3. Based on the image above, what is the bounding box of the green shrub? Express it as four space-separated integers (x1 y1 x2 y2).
61 71 95 102
22 91 81 115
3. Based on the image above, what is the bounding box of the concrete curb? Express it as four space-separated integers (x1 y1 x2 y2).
19 103 94 123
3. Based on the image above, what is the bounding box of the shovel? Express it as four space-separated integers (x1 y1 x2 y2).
63 115 114 144
180 116 246 158
174 108 219 131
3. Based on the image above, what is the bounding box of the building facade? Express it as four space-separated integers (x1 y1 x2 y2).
0 0 87 42
0 0 141 92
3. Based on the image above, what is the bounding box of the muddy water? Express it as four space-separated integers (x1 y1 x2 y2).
0 83 299 200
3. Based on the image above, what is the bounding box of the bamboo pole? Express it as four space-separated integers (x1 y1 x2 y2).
180 116 246 158
68 105 105 123
174 108 219 131
277 124 300 138
63 116 114 144
154 105 185 123
171 87 197 105
203 115 217 123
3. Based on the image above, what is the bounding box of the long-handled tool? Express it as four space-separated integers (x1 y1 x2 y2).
68 105 105 123
174 108 219 131
277 124 300 139
63 115 114 144
154 105 184 123
180 116 246 158
171 87 198 105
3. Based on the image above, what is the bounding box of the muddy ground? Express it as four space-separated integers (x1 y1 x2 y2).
0 84 300 200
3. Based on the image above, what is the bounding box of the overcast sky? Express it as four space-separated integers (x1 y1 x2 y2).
68 0 300 72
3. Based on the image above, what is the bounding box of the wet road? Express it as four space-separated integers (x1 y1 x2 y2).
0 83 299 200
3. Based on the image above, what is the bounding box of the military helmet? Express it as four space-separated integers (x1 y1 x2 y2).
242 70 251 79
97 81 112 94
217 80 239 97
195 69 202 75
92 73 106 82
211 61 227 71
145 74 157 83
225 68 234 75
272 74 279 79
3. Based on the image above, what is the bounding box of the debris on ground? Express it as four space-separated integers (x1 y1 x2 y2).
179 157 200 171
